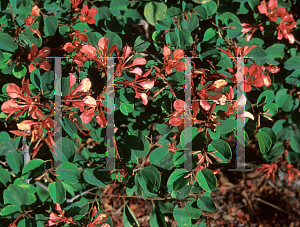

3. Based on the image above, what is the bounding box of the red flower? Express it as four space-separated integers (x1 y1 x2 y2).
256 162 278 182
79 5 97 24
167 99 186 127
63 29 88 53
28 44 51 73
24 5 41 37
277 14 297 44
86 206 109 227
46 203 76 226
163 46 185 75
115 45 147 77
80 37 118 70
241 23 264 41
258 0 287 21
71 0 84 10
283 163 300 186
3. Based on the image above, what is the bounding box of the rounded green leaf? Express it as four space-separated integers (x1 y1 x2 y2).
30 69 42 90
150 207 167 227
144 2 167 26
104 32 122 50
134 35 151 52
48 180 66 204
0 168 11 186
284 57 300 70
123 203 139 227
149 147 174 170
83 166 111 188
197 196 217 212
196 168 217 192
136 166 160 195
263 103 278 117
155 20 171 31
125 134 150 159
272 119 294 141
44 16 58 37
185 199 202 219
124 9 142 24
0 205 21 216
22 159 46 180
257 131 272 154
194 5 208 20
203 1 217 16
0 32 18 52
12 65 27 79
290 133 300 153
56 163 80 184
173 205 192 226
260 127 277 144
208 139 232 159
4 184 33 206
167 169 189 192
110 0 129 17
216 118 236 134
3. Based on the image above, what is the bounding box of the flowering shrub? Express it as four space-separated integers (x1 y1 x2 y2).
0 0 299 226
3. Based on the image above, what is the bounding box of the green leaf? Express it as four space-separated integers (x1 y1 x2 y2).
125 132 150 159
150 207 167 227
56 162 80 184
110 0 129 17
44 16 58 37
284 57 300 70
124 9 142 24
123 203 139 227
185 199 202 219
149 147 174 170
235 129 249 147
7 150 23 174
216 118 236 134
167 169 189 192
194 5 208 20
136 166 160 195
266 45 285 58
30 69 42 90
94 6 110 25
208 139 232 159
12 65 27 79
83 166 111 188
53 137 76 162
85 32 102 47
134 35 151 52
197 196 217 212
0 32 18 52
104 32 122 51
0 168 10 186
177 28 191 48
290 133 300 154
196 168 217 192
257 131 272 154
0 205 21 216
22 159 46 180
144 2 167 26
263 103 278 117
65 201 89 216
48 180 66 204
173 205 192 226
203 1 217 16
165 32 178 46
155 20 171 31
260 127 277 144
4 184 33 206
272 119 294 141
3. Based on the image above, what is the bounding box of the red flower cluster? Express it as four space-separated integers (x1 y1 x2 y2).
242 0 296 44
1 78 56 157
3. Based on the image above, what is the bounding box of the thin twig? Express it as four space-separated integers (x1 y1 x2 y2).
66 187 98 204
254 197 290 215
35 182 49 192
22 131 31 184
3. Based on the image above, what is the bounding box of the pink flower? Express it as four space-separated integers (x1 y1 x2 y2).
79 5 97 24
